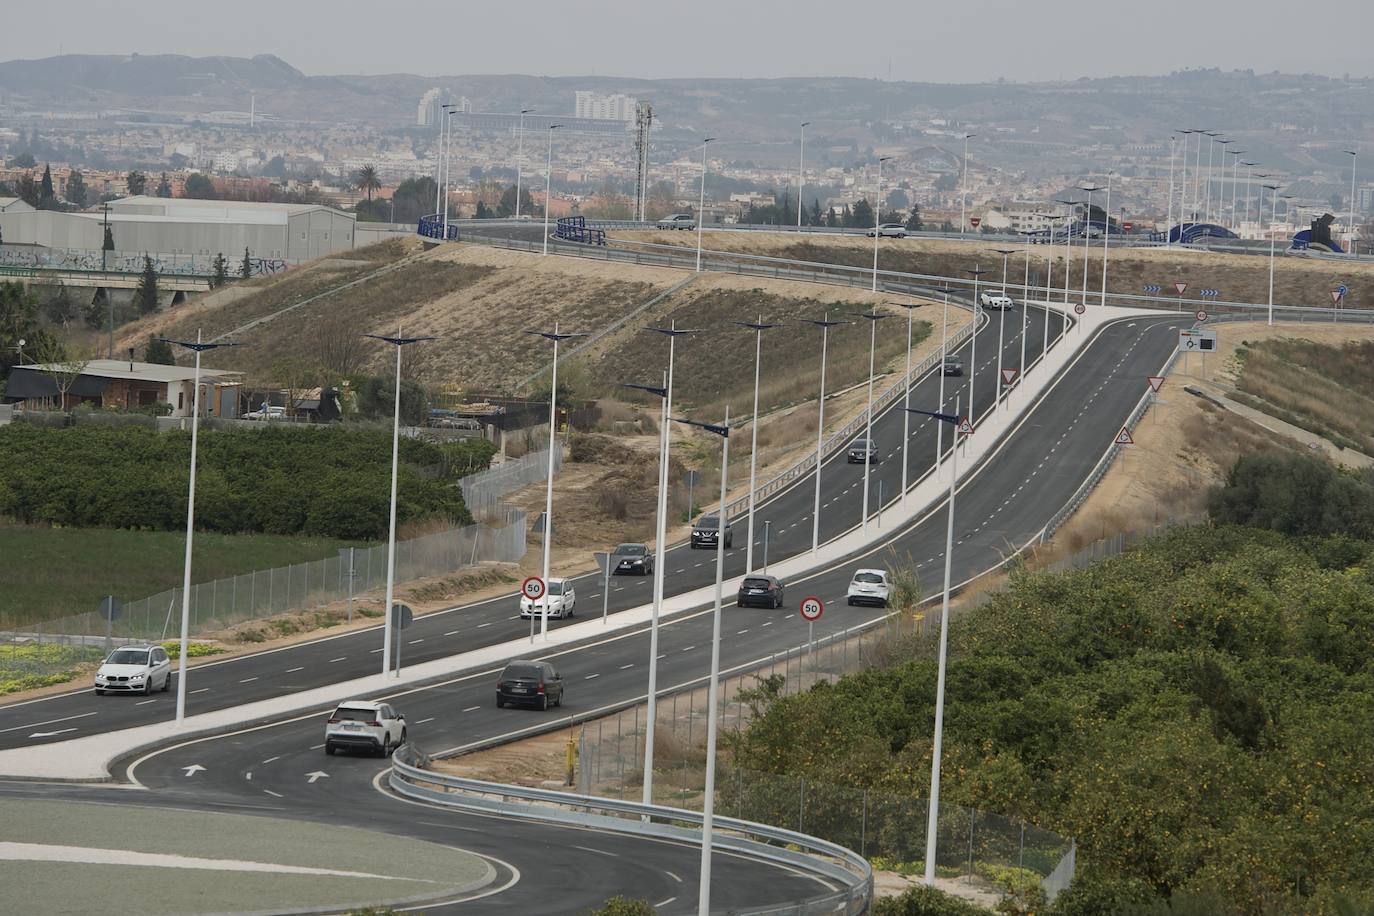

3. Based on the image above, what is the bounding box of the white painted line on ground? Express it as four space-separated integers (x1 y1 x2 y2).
619 663 634 670
572 845 619 857
239 677 257 684
286 667 304 673
584 674 600 680
655 898 677 909
329 657 346 663
261 756 279 765
666 870 683 883
136 699 156 706
0 712 97 736
477 623 492 628
263 790 284 798
191 688 210 694
444 630 461 637
309 744 324 750
409 639 424 645
416 717 435 725
462 706 480 713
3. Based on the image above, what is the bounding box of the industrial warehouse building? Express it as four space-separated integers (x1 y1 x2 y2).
0 196 358 263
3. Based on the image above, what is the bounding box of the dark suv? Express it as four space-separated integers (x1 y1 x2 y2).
691 514 734 549
496 660 564 710
612 543 654 575
737 575 784 608
941 356 963 376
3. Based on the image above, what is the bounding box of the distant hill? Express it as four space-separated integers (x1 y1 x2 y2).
0 53 307 94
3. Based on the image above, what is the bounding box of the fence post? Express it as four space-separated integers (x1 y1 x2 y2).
968 808 976 882
799 776 806 833
861 789 868 857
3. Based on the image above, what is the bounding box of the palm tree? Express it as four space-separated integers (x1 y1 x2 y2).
353 165 381 202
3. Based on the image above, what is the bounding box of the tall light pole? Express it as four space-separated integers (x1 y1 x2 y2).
434 104 452 217
959 133 976 236
1041 215 1062 362
1241 162 1257 235
965 268 986 425
735 318 781 572
696 137 716 272
1078 184 1104 306
514 107 533 220
1227 149 1245 232
934 290 951 478
1175 130 1194 231
1211 139 1232 226
909 396 964 888
440 104 457 237
634 322 698 805
1203 136 1226 224
541 124 562 256
162 332 238 723
991 249 1016 416
853 310 890 534
1345 149 1359 256
1164 135 1178 249
1055 199 1076 307
888 300 924 509
669 410 730 916
1191 129 1212 222
872 156 893 291
102 202 113 357
365 328 437 677
526 324 583 641
1262 184 1282 325
1100 172 1113 308
804 314 847 553
797 122 811 228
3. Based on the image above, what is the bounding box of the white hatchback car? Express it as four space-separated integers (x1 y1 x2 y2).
521 577 576 619
94 645 172 696
846 569 891 608
324 700 407 757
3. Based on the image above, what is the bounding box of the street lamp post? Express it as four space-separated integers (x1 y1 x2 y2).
102 202 114 357
1164 135 1178 249
797 122 811 228
1262 184 1282 325
696 138 717 272
162 332 239 723
633 321 698 806
959 134 976 236
667 409 730 916
1241 163 1257 235
526 324 583 640
853 310 890 533
803 315 848 553
1054 199 1075 308
1078 184 1104 306
888 300 924 509
735 318 782 572
934 290 951 478
365 328 437 677
440 105 457 238
1100 172 1113 308
514 107 534 221
541 124 562 256
872 156 893 291
1041 216 1062 362
1227 149 1245 232
991 249 1016 416
1174 129 1194 232
904 399 964 888
965 268 987 425
1345 149 1359 256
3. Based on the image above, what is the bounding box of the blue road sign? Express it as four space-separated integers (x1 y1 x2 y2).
1143 284 1163 294
1338 284 1349 296
1199 288 1220 298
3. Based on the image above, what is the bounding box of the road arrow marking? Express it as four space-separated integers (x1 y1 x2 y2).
182 764 205 777
27 728 78 738
306 771 329 784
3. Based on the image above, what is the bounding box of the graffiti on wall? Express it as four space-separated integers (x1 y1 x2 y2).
0 245 291 278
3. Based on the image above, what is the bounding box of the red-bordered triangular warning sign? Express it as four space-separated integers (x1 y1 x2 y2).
1174 281 1188 295
1330 289 1343 304
1115 426 1135 445
1147 375 1165 393
957 417 975 435
1001 368 1019 385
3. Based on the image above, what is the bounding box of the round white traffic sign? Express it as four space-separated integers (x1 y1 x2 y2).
1195 310 1208 322
799 595 824 622
1073 303 1086 315
521 576 546 601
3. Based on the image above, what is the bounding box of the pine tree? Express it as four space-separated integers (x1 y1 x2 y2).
211 253 228 288
809 199 823 227
852 198 874 228
103 223 115 252
240 247 252 280
904 204 924 232
841 203 853 228
135 255 160 315
40 164 54 200
126 170 147 196
65 169 87 208
156 173 173 198
144 334 175 365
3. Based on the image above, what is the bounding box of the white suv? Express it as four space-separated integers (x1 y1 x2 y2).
846 569 891 608
520 577 577 619
324 700 407 757
94 645 172 696
979 292 1015 310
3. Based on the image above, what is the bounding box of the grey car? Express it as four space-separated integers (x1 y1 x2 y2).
657 213 697 230
942 356 964 376
847 438 879 463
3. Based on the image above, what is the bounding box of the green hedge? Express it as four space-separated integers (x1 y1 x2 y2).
0 424 496 540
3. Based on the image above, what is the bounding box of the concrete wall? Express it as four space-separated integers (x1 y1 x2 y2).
286 209 356 260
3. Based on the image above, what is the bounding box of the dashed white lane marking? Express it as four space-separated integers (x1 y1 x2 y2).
585 674 600 680
462 705 481 712
683 646 696 652
239 677 257 684
329 657 346 663
309 743 325 750
737 629 750 635
245 772 252 781
572 845 620 857
408 638 424 645
261 756 280 764
136 699 156 706
477 622 492 628
761 621 773 627
191 687 210 694
417 717 435 724
444 630 460 637
369 648 383 653
666 871 683 883
263 790 284 798
658 653 667 659
655 898 678 909
620 663 635 670
286 667 304 673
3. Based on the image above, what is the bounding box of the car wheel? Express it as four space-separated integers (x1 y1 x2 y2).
847 598 854 606
325 744 336 756
496 697 505 708
162 672 171 692
94 688 104 696
774 596 782 609
143 679 153 696
540 695 549 711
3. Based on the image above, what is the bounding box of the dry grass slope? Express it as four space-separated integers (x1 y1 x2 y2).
1233 338 1374 452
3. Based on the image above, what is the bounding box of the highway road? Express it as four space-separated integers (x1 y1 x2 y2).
0 295 1046 748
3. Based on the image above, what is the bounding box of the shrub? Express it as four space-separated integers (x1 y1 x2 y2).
585 898 656 915
872 885 990 915
160 641 226 660
1207 449 1374 539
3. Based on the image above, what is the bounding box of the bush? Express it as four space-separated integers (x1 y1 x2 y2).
160 641 225 660
585 898 656 915
1208 449 1374 538
873 885 990 916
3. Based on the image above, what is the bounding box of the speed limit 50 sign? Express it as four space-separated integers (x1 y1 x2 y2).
799 595 824 622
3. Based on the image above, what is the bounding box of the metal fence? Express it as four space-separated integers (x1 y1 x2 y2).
459 447 561 518
562 616 1074 905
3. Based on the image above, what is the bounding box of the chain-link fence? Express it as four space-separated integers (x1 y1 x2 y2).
460 446 561 518
564 615 1075 904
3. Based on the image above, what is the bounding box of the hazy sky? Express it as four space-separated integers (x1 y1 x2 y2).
3 0 1372 82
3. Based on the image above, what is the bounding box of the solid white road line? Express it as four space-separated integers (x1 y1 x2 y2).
0 712 97 736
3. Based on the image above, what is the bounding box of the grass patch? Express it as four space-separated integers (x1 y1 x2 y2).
1233 338 1374 453
160 641 225 660
0 643 104 695
0 524 364 629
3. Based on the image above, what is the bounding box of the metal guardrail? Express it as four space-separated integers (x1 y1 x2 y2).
389 745 872 915
417 214 460 241
554 216 607 246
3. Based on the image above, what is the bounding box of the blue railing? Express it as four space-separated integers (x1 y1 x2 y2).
555 216 607 246
417 214 460 241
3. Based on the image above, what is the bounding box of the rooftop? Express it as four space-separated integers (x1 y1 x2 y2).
15 359 241 384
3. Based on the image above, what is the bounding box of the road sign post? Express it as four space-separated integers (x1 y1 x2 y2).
1147 375 1166 420
762 520 771 575
594 552 611 624
684 469 700 522
1174 281 1188 314
800 596 824 664
522 576 546 642
390 602 413 674
98 596 122 655
1073 301 1085 332
1195 310 1208 323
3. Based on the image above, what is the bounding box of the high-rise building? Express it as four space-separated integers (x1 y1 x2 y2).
574 90 638 122
418 88 442 126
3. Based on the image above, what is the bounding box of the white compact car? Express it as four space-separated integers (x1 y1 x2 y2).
979 291 1015 310
846 569 891 608
520 577 576 620
324 700 407 757
94 645 172 695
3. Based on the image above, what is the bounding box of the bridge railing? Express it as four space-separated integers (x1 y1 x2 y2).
390 744 873 915
554 216 607 246
417 214 460 241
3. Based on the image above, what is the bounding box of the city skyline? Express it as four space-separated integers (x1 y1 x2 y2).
3 0 1373 83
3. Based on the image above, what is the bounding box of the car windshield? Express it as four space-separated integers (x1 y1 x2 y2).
855 572 886 584
106 650 149 665
546 581 565 595
614 545 646 556
742 578 773 589
853 439 872 448
503 664 542 680
333 706 376 722
695 516 719 529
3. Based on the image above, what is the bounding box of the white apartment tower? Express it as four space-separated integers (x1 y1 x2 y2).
574 90 638 122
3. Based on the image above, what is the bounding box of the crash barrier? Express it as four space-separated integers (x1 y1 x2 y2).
417 214 460 241
390 744 873 915
554 216 607 246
